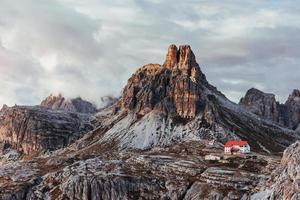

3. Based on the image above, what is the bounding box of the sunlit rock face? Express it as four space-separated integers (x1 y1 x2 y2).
120 44 210 119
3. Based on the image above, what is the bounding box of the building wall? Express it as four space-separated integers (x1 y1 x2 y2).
224 144 250 154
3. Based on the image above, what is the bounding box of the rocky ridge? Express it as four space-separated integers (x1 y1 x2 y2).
0 105 93 154
41 94 97 114
240 88 300 130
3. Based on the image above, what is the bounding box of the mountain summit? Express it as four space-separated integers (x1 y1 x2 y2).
106 44 297 151
240 88 300 130
120 44 208 119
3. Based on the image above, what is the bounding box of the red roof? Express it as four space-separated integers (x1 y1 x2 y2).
224 140 248 147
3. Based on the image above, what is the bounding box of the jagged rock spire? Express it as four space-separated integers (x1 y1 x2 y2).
120 44 209 119
163 44 178 69
163 44 199 76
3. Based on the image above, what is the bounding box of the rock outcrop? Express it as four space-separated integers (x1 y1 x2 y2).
0 105 93 154
239 88 288 126
285 89 300 129
240 88 300 130
253 141 300 200
41 94 97 114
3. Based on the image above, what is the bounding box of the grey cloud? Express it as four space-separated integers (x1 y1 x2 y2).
0 0 299 106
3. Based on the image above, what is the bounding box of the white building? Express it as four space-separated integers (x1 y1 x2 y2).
224 140 250 154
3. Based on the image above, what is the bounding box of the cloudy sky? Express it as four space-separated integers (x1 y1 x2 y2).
0 0 299 106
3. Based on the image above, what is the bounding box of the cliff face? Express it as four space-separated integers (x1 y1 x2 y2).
285 89 300 129
240 88 300 130
120 45 209 119
41 94 97 114
270 141 300 199
0 105 93 154
239 88 288 126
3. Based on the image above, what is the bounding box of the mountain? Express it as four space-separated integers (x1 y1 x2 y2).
240 88 300 130
0 44 299 199
40 94 98 113
100 44 297 152
239 88 289 127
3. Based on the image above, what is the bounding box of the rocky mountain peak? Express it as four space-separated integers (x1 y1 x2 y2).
41 93 65 108
239 88 277 111
119 44 209 119
240 88 300 130
41 94 97 113
287 89 300 102
163 44 199 77
247 87 272 96
239 88 289 127
163 44 178 69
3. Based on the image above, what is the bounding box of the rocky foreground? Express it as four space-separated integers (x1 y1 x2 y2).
0 137 279 199
0 44 300 199
252 141 300 200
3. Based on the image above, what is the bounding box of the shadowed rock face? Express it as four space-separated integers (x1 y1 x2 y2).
240 88 300 130
0 105 93 154
41 94 97 114
239 88 289 126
